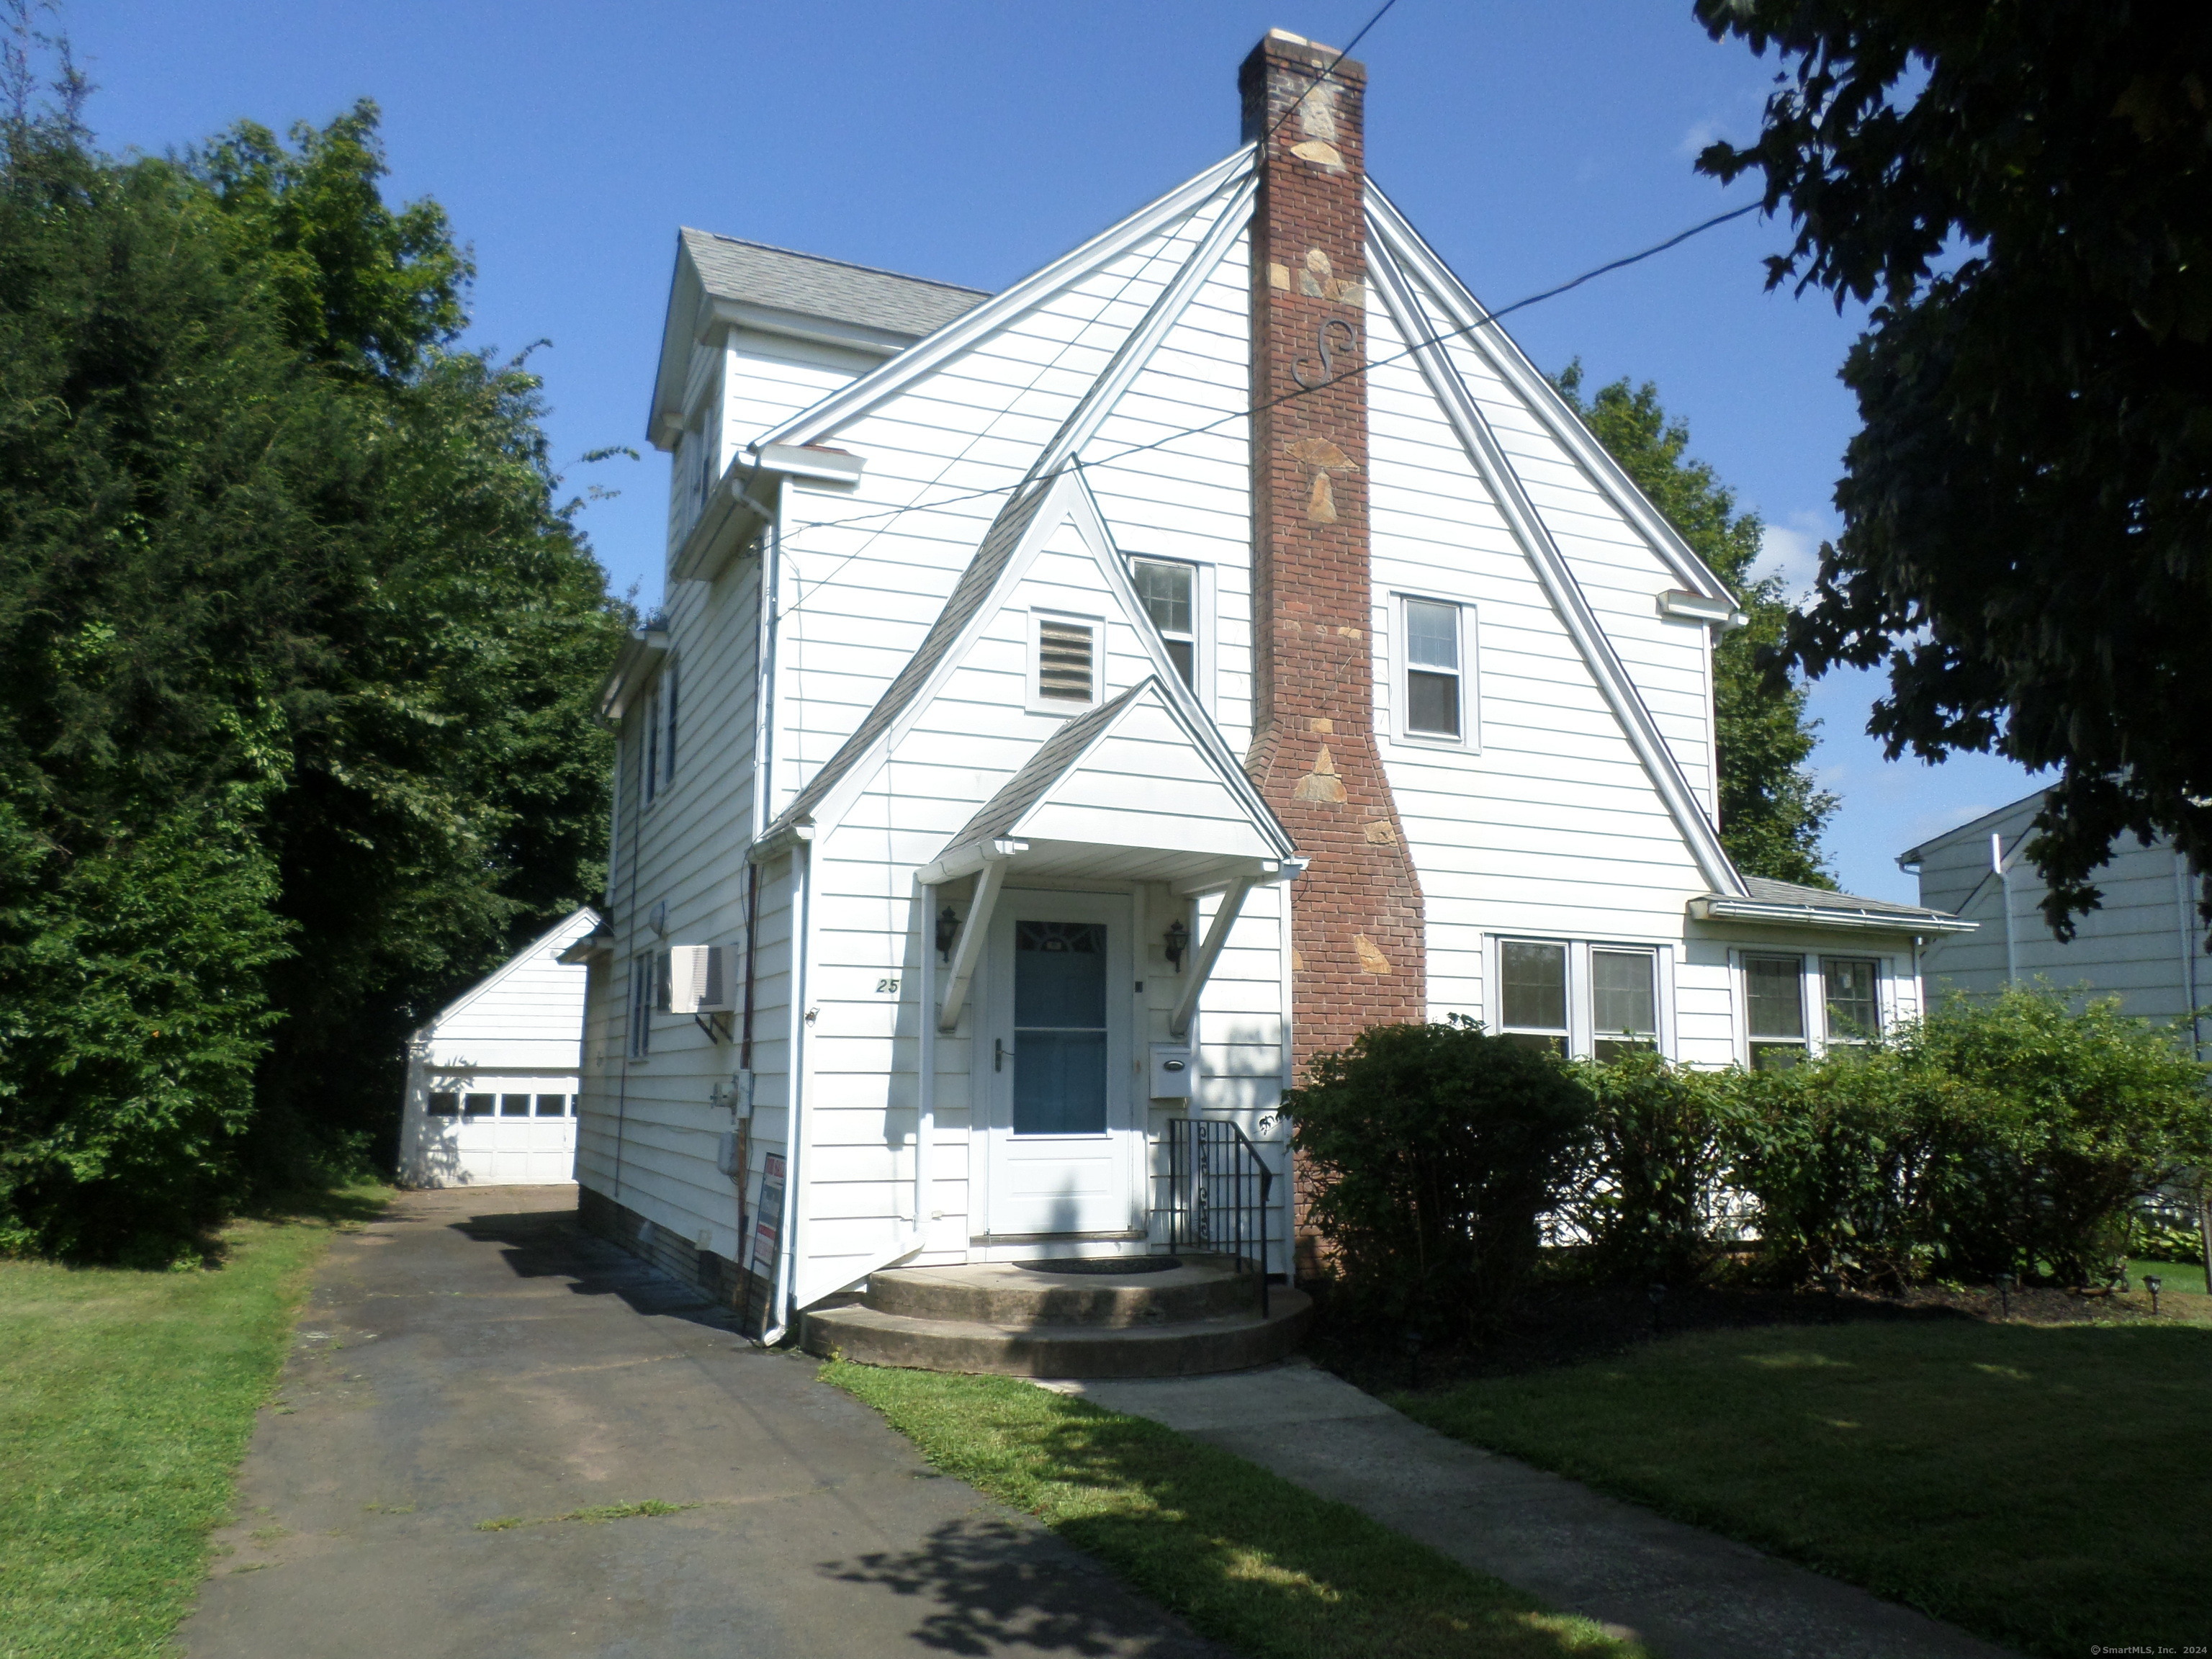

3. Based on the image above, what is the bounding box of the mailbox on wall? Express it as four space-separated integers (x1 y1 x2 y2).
1148 1044 1192 1100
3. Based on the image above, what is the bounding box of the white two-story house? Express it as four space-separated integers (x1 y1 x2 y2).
572 31 1969 1346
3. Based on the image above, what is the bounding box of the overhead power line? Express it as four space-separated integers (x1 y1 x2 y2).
774 197 1763 558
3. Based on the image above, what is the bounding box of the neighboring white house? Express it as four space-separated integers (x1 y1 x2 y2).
572 32 1972 1336
1900 790 2208 1054
400 907 600 1187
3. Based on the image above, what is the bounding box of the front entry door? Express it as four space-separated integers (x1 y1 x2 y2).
981 890 1136 1240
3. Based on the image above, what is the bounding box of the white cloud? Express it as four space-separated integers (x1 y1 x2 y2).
1754 511 1832 601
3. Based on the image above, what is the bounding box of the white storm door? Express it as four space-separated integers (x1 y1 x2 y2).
981 891 1137 1238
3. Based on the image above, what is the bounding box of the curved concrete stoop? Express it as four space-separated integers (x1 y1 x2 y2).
801 1256 1310 1377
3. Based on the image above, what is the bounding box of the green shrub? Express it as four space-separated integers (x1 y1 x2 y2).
1289 1018 1592 1336
1564 1052 1743 1285
1729 1049 2017 1290
1905 987 2212 1283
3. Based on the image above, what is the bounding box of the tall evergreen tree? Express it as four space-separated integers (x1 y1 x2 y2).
1557 365 1836 887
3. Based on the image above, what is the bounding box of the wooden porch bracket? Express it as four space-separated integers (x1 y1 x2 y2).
1169 874 1256 1039
936 856 1012 1032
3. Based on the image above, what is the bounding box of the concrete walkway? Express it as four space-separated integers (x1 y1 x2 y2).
181 1186 1224 1659
1046 1361 2015 1659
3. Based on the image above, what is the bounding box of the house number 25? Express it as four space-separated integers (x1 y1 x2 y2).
876 978 900 994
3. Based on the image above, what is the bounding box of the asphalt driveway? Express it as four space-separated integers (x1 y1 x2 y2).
179 1184 1221 1659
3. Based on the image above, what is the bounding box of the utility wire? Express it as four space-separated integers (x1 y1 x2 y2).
1260 0 1403 148
774 197 1763 560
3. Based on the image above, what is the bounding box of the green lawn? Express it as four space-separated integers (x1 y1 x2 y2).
1396 1312 2212 1658
0 1190 382 1659
824 1359 1643 1659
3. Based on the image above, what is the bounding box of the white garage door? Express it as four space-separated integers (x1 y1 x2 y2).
405 1074 578 1187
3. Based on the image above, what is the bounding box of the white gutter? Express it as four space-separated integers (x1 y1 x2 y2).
1686 895 1978 935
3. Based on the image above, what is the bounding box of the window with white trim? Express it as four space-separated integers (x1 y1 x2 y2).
1395 595 1473 745
1745 953 1807 1069
1129 557 1197 691
1028 611 1099 711
642 684 662 806
1591 948 1659 1061
1499 940 1568 1055
1822 957 1881 1045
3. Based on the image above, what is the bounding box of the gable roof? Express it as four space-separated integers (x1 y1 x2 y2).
1897 788 2049 866
753 145 1254 454
943 676 1292 865
680 230 990 338
421 906 600 1036
757 480 1056 848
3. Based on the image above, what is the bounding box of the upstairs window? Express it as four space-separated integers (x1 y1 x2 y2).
640 660 678 804
1745 954 1807 1070
643 685 662 806
1130 557 1197 690
1030 612 1098 711
1499 940 1568 1055
1591 948 1658 1061
1398 595 1472 744
627 952 655 1059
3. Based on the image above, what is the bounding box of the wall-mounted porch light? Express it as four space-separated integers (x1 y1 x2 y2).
1164 916 1190 973
936 907 959 961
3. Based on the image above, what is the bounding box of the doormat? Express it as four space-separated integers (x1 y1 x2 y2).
1019 1256 1182 1276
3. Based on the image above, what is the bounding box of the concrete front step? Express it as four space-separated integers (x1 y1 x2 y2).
865 1257 1258 1328
801 1287 1311 1377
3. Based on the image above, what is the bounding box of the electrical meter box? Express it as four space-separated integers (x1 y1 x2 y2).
1148 1044 1192 1100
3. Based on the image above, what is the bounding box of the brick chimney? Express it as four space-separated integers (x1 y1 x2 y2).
1241 31 1426 1080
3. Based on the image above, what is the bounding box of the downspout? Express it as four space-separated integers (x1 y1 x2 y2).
763 837 811 1346
1993 832 2018 986
915 880 936 1239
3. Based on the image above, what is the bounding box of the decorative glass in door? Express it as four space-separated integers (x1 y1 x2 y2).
1012 920 1107 1135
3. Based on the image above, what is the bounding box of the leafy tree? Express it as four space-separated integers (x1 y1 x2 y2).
1557 366 1836 886
0 86 624 1258
1694 1 2212 933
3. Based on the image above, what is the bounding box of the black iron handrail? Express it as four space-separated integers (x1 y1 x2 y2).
1162 1118 1273 1316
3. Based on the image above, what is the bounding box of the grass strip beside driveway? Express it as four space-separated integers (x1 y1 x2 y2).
0 1189 382 1659
824 1359 1643 1659
1395 1317 2212 1659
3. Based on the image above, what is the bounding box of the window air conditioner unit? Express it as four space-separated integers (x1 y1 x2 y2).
660 945 736 1015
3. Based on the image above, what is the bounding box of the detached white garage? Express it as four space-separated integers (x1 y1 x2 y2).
399 907 600 1187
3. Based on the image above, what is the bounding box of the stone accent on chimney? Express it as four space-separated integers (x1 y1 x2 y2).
1240 32 1426 1083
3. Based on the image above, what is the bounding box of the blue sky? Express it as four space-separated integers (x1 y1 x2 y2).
60 0 2036 901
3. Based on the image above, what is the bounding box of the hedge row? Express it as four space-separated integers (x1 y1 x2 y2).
1290 986 2212 1336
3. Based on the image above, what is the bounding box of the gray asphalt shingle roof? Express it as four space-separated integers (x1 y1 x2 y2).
680 229 989 338
1733 875 1957 924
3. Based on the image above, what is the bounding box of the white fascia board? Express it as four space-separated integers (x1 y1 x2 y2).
597 629 670 724
1689 896 1979 935
756 443 864 484
752 146 1256 454
1366 236 1747 899
1365 188 1737 608
647 237 707 447
1026 173 1257 483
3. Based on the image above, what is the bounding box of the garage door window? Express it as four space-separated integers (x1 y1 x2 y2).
428 1092 459 1118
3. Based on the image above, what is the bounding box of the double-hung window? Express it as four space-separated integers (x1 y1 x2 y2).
642 685 662 806
1823 958 1881 1045
640 662 679 804
1743 953 1884 1066
1129 557 1198 691
1499 940 1569 1055
1745 954 1807 1069
1397 595 1472 744
1591 948 1659 1061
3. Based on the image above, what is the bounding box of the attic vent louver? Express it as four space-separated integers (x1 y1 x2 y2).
1037 619 1095 703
